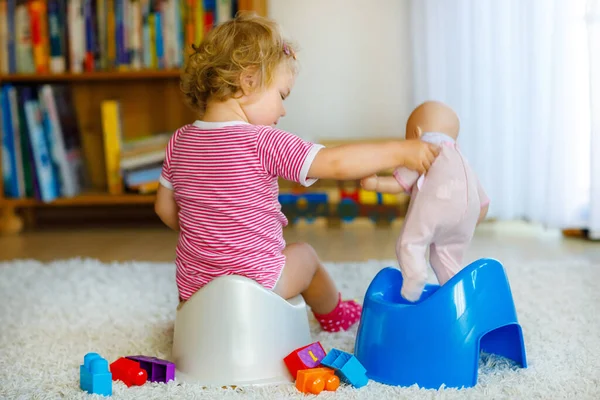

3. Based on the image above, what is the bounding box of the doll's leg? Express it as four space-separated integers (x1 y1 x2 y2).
429 240 468 285
396 230 432 302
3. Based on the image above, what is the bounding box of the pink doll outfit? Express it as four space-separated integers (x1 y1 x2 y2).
393 132 490 302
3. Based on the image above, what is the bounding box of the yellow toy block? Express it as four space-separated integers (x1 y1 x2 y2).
358 189 378 205
382 193 398 205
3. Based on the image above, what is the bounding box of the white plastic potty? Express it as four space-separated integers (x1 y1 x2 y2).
172 275 313 386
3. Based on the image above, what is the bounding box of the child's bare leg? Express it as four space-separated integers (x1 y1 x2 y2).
274 242 362 332
273 242 338 314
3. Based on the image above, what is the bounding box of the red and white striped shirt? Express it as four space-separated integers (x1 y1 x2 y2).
160 120 323 300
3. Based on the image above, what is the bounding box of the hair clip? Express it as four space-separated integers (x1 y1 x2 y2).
283 43 296 60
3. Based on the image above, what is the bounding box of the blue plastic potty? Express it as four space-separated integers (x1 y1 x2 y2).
354 258 527 389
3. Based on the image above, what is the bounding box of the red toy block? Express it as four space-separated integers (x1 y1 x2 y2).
284 342 326 379
110 357 148 387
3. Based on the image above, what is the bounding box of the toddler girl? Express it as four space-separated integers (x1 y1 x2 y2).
154 12 439 332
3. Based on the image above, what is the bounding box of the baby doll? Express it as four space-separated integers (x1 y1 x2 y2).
361 101 489 302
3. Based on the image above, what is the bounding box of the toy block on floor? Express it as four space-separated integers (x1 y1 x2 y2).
296 367 340 394
284 342 326 379
125 355 175 383
110 357 148 387
321 348 368 388
80 352 112 396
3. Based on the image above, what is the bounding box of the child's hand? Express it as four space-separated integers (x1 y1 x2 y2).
361 175 378 191
401 141 440 173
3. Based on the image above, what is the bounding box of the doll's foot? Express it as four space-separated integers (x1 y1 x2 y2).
314 293 362 332
401 279 426 302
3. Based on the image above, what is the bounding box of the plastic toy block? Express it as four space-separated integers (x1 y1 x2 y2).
110 357 148 387
296 367 339 395
321 348 368 388
283 342 327 379
125 355 175 383
381 193 398 205
358 189 378 205
80 352 112 396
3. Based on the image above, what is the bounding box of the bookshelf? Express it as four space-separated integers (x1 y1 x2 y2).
0 70 183 82
0 0 267 235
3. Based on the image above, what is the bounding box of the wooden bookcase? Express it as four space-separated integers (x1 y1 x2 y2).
0 0 267 235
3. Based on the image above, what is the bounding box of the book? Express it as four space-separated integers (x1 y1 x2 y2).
101 100 124 194
23 99 60 202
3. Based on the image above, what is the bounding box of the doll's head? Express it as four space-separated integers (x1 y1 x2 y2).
180 12 299 125
405 101 460 140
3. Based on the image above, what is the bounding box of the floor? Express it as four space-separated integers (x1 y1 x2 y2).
0 219 598 265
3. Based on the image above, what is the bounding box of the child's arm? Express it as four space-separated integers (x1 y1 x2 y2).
155 184 180 231
155 128 181 231
307 140 439 181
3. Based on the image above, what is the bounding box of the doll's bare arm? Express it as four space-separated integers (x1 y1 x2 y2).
477 203 489 225
361 175 404 194
476 177 490 225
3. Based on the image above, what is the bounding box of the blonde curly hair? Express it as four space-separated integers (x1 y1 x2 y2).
180 12 299 116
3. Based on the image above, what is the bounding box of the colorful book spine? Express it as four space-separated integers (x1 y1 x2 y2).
216 0 231 24
15 1 35 73
100 100 123 195
1 85 22 197
106 0 116 68
0 0 8 74
130 0 143 70
154 6 164 69
23 100 60 202
83 0 95 71
68 0 85 73
7 86 25 196
48 0 66 73
96 0 107 70
5 0 17 74
6 0 16 73
1 0 239 73
15 86 35 197
39 85 79 197
29 0 49 73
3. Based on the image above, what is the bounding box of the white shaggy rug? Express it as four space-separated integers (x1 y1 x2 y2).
1 257 599 399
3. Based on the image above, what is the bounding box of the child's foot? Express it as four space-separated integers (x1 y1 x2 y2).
313 293 362 332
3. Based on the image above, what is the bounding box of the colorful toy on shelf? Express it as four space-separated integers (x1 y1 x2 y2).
284 342 327 379
278 179 406 228
320 348 368 388
80 352 112 396
279 193 329 224
296 367 340 394
110 357 148 387
125 355 175 383
354 258 527 389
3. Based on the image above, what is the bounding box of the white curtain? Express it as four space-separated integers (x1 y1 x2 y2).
409 0 597 233
587 0 600 238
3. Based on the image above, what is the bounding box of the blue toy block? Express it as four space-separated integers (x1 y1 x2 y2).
354 258 527 389
80 352 112 396
321 348 368 388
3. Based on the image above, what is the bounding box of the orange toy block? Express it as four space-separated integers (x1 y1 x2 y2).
296 367 340 395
